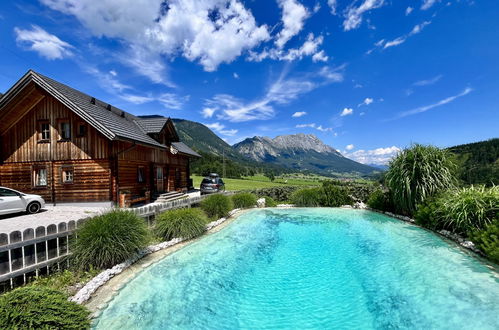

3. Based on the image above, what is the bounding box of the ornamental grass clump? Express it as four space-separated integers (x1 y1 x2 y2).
385 144 456 215
201 194 233 219
320 181 353 207
263 196 278 207
291 188 322 207
155 208 208 240
72 210 150 270
232 192 258 209
0 286 91 329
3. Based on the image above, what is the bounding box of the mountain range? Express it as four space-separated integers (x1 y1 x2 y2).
172 119 378 177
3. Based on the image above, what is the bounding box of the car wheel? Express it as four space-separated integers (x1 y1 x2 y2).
26 202 41 214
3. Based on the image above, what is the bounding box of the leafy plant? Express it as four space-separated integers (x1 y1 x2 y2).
201 194 233 219
155 208 208 240
72 210 150 270
320 181 353 207
414 195 446 230
385 144 456 215
28 269 100 296
470 220 499 263
291 188 322 207
0 286 90 329
263 196 278 207
440 185 499 233
367 189 393 212
232 193 258 209
247 186 304 202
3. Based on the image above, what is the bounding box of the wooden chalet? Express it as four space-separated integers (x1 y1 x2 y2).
0 70 200 204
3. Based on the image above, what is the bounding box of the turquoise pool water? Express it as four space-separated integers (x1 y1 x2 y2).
95 208 499 329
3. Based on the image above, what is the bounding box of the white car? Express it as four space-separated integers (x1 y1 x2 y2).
0 187 45 215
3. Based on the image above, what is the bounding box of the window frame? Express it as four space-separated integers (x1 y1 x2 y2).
58 119 71 141
137 166 145 183
33 167 48 188
76 122 87 137
61 166 74 184
38 120 50 142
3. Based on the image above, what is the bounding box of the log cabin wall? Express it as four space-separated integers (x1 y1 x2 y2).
0 95 112 202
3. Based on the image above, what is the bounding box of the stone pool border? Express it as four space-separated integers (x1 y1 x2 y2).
70 208 244 308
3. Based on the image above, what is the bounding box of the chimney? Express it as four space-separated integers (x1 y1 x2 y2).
106 104 112 111
90 97 95 104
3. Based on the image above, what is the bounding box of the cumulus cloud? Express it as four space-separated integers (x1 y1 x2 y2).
249 33 328 62
343 0 385 31
345 144 355 150
275 0 309 49
393 87 473 120
359 97 374 106
202 65 344 122
205 122 238 136
14 25 73 60
344 146 401 165
41 0 270 76
327 0 338 15
292 111 307 117
340 108 353 116
296 123 333 132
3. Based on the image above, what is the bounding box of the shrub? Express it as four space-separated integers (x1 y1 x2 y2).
263 196 278 207
470 220 499 263
367 189 393 212
385 144 456 215
72 210 150 270
291 188 322 207
155 208 208 240
440 185 499 233
247 186 303 202
414 195 446 230
320 181 353 207
28 269 100 296
201 194 233 219
0 286 90 329
232 193 258 209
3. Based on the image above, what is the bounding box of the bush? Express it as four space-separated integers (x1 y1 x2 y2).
72 210 150 270
0 286 90 329
385 144 456 215
263 196 278 207
28 269 100 296
414 195 445 230
155 208 208 240
367 189 393 212
232 193 258 209
291 188 322 207
470 220 499 263
201 194 233 219
247 186 303 202
440 186 499 233
321 181 353 207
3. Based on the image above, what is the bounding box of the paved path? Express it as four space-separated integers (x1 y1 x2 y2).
0 204 112 234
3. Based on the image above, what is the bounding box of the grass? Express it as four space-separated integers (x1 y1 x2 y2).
192 174 322 191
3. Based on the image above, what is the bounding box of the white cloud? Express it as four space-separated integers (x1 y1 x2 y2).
157 93 189 110
249 33 327 62
14 25 73 60
296 123 333 132
233 72 239 79
292 111 307 117
421 0 439 10
85 67 131 93
340 107 353 116
327 0 337 15
343 0 385 31
120 94 154 104
312 50 328 62
344 146 401 165
109 70 117 76
413 74 443 86
384 37 406 49
359 97 374 106
376 21 431 50
205 122 238 136
405 6 413 15
203 65 344 122
275 0 309 49
41 0 270 75
346 144 355 150
394 87 473 119
313 3 321 13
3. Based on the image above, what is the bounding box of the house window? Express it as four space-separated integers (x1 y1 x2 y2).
33 168 47 187
59 121 71 140
137 167 145 183
77 123 87 137
38 121 50 141
156 167 163 180
62 167 74 183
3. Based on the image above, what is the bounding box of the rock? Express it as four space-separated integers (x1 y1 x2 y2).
341 205 353 209
353 202 367 209
257 198 266 208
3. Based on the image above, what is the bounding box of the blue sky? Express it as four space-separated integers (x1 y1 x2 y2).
0 0 497 164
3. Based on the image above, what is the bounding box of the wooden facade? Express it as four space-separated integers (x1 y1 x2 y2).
0 72 198 204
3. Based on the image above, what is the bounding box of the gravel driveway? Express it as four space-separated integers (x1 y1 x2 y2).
0 203 112 235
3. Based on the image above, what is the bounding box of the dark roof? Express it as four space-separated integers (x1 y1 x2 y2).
0 70 199 157
172 142 201 157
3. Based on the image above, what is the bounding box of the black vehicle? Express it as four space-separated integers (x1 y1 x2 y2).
200 173 225 195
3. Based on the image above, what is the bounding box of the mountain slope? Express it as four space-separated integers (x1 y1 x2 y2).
234 134 377 175
448 138 499 186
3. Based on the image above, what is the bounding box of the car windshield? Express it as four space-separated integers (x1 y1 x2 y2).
202 178 215 184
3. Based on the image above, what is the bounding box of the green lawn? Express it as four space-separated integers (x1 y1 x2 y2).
192 174 321 191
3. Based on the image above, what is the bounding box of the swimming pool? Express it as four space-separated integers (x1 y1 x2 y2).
94 208 499 329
